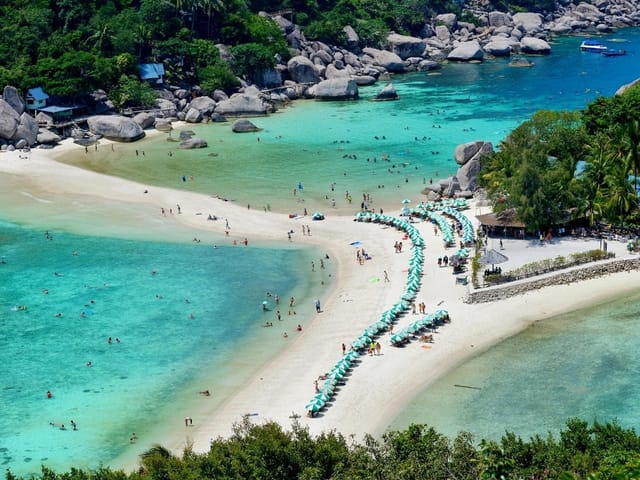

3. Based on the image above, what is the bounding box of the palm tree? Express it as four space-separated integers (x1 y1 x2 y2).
577 136 614 226
604 156 638 226
85 22 116 56
199 0 224 38
622 119 640 194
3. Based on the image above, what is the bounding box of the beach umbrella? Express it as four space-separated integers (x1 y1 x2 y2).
402 199 411 204
479 248 508 268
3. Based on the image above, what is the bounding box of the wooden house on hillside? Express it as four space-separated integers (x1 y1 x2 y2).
25 87 49 111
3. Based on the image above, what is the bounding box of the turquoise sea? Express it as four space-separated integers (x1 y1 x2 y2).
3 30 640 475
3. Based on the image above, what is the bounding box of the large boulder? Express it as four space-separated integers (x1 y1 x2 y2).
155 98 178 117
324 63 352 79
307 78 359 100
184 107 203 123
0 99 20 140
179 138 208 149
512 12 543 34
36 129 61 145
287 56 321 84
435 25 451 43
132 112 156 129
454 140 494 165
215 87 273 116
35 111 53 126
454 141 494 191
372 83 398 101
343 25 360 50
488 11 513 28
435 13 457 29
232 119 261 133
3 86 25 115
386 33 426 60
353 75 377 86
456 157 483 192
154 118 173 133
362 48 406 72
574 2 605 22
13 112 38 146
520 37 551 55
483 37 513 57
188 96 217 115
87 115 145 142
447 41 484 61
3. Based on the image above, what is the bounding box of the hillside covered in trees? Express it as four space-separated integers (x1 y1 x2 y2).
0 0 560 99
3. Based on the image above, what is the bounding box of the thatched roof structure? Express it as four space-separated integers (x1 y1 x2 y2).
476 208 525 228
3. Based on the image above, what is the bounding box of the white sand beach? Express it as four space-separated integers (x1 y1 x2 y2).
2 141 639 468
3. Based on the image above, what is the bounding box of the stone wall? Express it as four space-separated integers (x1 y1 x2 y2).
465 258 640 303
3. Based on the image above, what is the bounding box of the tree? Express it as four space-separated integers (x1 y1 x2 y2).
479 111 586 232
230 42 278 82
108 75 157 111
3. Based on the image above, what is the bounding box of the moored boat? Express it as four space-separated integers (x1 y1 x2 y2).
602 48 626 56
580 39 608 52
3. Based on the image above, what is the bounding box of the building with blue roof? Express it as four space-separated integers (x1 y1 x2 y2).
138 63 165 84
26 87 49 110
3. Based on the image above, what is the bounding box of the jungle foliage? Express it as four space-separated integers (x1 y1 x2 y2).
0 0 558 101
7 418 640 480
479 84 640 233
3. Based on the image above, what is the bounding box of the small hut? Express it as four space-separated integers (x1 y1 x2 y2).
476 208 526 238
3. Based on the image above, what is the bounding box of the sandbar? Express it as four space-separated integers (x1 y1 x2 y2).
1 141 638 469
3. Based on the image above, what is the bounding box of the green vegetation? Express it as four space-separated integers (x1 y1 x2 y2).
479 86 640 234
8 418 640 480
0 0 563 105
486 249 614 284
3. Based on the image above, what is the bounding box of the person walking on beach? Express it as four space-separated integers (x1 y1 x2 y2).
383 270 390 282
315 299 321 313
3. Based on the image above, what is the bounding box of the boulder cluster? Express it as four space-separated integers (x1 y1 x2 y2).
422 140 495 199
0 0 639 150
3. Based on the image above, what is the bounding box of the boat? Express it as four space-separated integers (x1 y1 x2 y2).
602 48 626 56
580 39 608 52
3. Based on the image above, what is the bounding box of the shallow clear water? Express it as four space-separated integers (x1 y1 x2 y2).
59 32 640 213
4 28 640 475
388 290 640 441
0 221 323 475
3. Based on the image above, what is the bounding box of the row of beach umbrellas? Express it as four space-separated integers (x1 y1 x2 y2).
390 309 450 346
415 198 469 211
441 206 476 245
305 211 436 416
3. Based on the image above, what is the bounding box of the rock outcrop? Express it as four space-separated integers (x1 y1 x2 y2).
362 48 406 72
520 37 551 55
13 112 39 146
215 87 273 115
0 99 20 140
373 83 398 101
386 33 426 60
231 119 261 133
307 78 359 100
87 115 145 142
179 138 208 149
447 40 484 61
3 86 24 115
287 56 321 84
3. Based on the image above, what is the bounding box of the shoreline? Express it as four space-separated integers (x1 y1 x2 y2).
2 144 639 472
